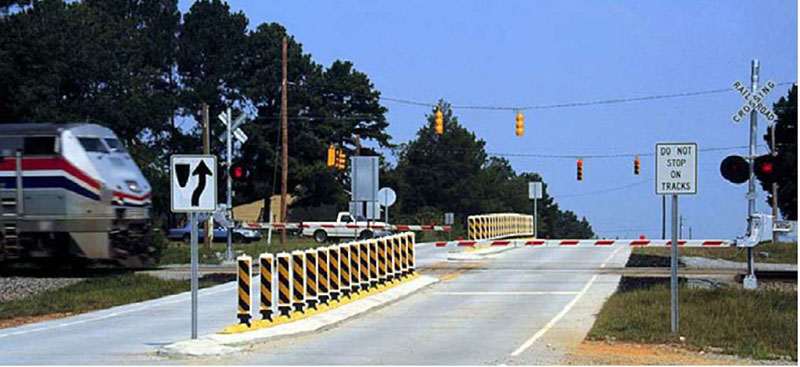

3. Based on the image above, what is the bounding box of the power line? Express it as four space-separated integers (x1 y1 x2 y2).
557 179 652 198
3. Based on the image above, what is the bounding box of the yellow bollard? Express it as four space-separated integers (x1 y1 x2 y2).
359 241 370 291
339 244 351 298
276 252 292 316
304 249 319 309
259 253 273 321
369 240 378 288
377 238 387 284
291 250 306 312
318 247 330 304
329 245 341 300
237 255 252 326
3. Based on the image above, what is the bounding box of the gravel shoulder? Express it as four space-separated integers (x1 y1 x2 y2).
562 341 796 365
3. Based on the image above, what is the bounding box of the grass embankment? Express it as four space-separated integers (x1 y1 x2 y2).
0 273 230 326
588 283 797 360
159 237 322 265
632 241 797 264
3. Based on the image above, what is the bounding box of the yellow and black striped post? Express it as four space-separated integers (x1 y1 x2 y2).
259 253 274 321
351 243 361 293
339 244 351 298
399 234 408 276
386 237 395 280
318 247 330 304
359 241 369 291
329 245 341 300
276 253 291 316
377 238 387 284
291 250 306 312
304 249 318 309
392 236 402 279
368 240 378 287
468 217 475 240
237 255 252 326
407 233 416 272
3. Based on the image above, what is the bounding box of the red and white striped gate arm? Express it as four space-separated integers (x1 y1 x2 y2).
434 239 732 247
241 222 452 232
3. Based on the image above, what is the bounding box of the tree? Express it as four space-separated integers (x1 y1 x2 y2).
761 85 797 220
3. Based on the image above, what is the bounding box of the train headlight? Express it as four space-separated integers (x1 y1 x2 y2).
125 180 141 193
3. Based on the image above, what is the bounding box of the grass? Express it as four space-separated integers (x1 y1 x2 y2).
0 273 230 323
588 283 797 360
632 241 797 264
159 236 330 265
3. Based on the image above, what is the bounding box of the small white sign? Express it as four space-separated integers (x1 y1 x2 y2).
377 187 397 207
444 212 454 225
171 155 217 212
655 143 697 195
528 182 543 199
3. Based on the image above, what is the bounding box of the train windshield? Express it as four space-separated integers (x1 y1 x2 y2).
78 137 109 153
103 138 127 153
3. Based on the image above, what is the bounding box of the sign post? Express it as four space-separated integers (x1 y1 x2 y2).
656 143 697 334
171 155 217 339
528 182 543 238
377 187 396 224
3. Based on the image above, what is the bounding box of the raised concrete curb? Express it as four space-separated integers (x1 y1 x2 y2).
158 274 439 357
447 245 518 261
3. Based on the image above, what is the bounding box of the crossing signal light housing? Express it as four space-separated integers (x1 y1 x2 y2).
336 149 347 170
435 108 444 135
229 163 248 181
720 155 749 184
515 111 524 136
327 145 336 167
634 155 640 175
577 158 584 181
753 154 779 185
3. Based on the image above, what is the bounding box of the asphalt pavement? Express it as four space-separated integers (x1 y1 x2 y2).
0 242 630 365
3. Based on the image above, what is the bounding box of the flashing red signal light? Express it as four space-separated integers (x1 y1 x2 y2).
753 154 779 185
229 164 248 181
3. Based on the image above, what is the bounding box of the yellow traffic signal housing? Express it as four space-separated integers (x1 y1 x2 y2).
327 145 336 167
435 108 444 135
577 158 584 181
634 155 640 175
336 150 346 170
515 111 524 136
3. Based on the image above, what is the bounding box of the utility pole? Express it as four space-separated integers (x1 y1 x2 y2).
745 59 759 289
202 102 211 249
770 123 779 245
280 36 288 245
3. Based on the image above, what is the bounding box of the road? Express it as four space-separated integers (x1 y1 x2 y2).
0 243 630 365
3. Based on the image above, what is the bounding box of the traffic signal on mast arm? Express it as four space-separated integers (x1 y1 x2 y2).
515 111 524 136
720 155 749 184
577 158 584 181
336 149 347 170
327 145 336 167
435 108 444 135
634 154 640 175
753 154 779 185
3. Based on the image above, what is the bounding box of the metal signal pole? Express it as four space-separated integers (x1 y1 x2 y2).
202 103 211 249
770 123 779 245
745 59 759 289
280 36 288 245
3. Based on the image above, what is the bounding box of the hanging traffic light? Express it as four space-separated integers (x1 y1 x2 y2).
229 163 248 181
327 145 336 167
634 154 640 175
435 108 444 135
577 158 584 181
720 155 749 184
336 149 347 170
753 154 779 185
515 111 524 136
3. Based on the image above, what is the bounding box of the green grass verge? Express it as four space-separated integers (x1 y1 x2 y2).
159 237 329 265
588 283 797 360
0 273 228 322
632 242 797 264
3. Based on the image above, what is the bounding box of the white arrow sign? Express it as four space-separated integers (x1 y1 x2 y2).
731 79 778 123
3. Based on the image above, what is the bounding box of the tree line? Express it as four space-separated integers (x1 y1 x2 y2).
0 0 595 238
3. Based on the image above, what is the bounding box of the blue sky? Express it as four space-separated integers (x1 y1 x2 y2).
178 1 797 240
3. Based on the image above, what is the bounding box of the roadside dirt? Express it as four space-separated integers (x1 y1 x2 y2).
561 341 794 365
0 313 73 329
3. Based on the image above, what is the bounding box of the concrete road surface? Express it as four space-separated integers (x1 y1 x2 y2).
0 243 630 365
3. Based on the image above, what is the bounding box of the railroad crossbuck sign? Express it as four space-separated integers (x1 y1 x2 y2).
170 155 218 212
730 79 778 123
655 143 697 195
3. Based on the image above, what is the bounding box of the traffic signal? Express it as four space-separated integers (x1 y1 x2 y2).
753 154 779 185
336 149 346 170
515 111 524 136
634 155 640 175
229 163 248 181
577 158 583 181
327 145 336 167
720 155 749 184
435 108 444 135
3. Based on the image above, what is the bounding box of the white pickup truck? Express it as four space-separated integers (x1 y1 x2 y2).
302 212 390 243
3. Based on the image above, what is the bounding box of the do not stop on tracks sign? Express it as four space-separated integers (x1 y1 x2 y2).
656 143 697 195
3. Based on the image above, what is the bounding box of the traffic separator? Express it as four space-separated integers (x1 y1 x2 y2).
368 240 378 288
304 249 319 310
377 238 387 284
259 253 273 321
276 253 292 316
359 241 370 291
351 243 361 294
338 244 351 298
318 247 331 304
237 255 252 327
330 245 341 301
291 250 306 313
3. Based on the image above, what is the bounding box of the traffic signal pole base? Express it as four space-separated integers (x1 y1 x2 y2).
743 274 758 290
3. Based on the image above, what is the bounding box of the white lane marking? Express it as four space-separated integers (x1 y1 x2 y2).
0 282 234 339
433 291 579 296
510 246 625 357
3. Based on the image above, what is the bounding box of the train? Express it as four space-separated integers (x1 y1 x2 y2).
0 123 155 267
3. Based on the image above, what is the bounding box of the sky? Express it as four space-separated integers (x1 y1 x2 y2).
178 1 797 240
